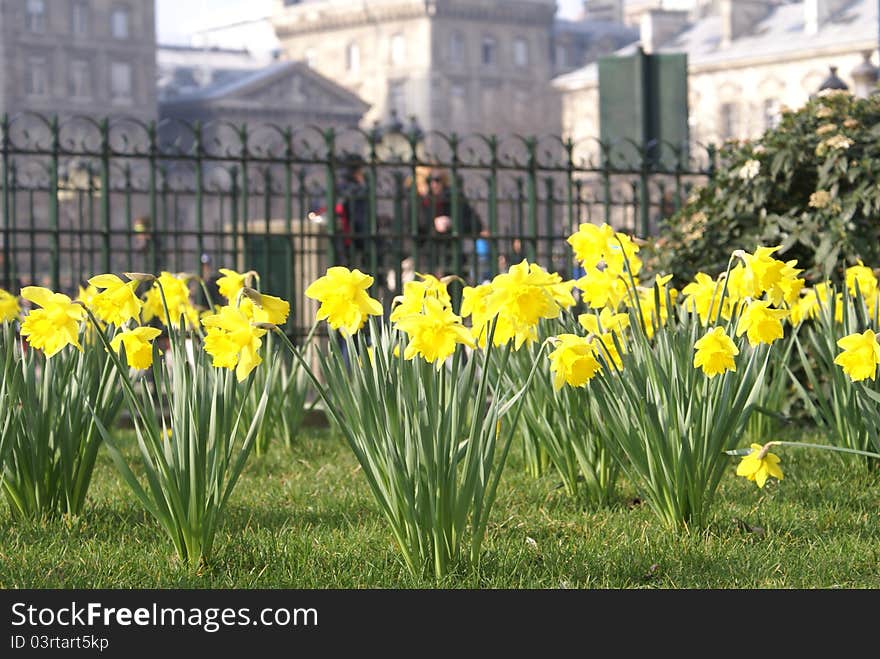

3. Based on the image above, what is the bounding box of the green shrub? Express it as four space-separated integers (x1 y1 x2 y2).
653 90 880 284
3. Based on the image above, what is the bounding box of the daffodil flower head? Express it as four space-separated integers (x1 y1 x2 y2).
547 333 602 389
693 326 739 378
682 272 725 325
845 261 878 299
142 272 199 328
202 305 268 381
575 267 627 310
736 443 784 488
737 245 787 298
305 266 383 336
394 296 475 367
0 288 20 322
216 268 251 302
88 273 143 326
240 289 291 325
833 329 880 382
485 260 561 349
110 326 162 370
460 282 495 347
19 286 85 357
736 299 789 347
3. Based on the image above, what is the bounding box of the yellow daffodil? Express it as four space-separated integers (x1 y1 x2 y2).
833 329 880 382
566 222 641 276
142 272 199 328
0 288 19 322
76 283 99 308
216 268 249 302
578 307 629 337
635 274 678 337
20 286 85 357
202 305 268 381
547 333 602 389
305 266 383 336
240 290 290 325
110 326 162 370
790 289 820 326
394 296 474 367
575 267 628 310
682 272 725 325
736 246 787 298
766 260 805 308
88 273 142 326
736 443 784 488
693 326 739 378
485 260 560 349
845 261 877 299
460 282 494 346
736 300 789 347
592 331 624 370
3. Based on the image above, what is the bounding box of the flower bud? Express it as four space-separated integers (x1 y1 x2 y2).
124 272 156 283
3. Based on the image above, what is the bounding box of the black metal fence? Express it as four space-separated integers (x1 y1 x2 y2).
0 112 716 337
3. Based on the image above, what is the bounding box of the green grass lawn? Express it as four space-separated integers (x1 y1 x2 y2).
2 428 880 588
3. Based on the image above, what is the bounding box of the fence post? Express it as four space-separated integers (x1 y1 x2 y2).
238 124 250 272
487 135 499 280
263 166 272 283
100 118 111 275
639 143 651 237
284 127 294 331
229 166 240 272
526 137 538 262
148 121 159 275
449 132 463 284
194 121 204 271
1 114 11 290
49 116 60 291
324 128 337 267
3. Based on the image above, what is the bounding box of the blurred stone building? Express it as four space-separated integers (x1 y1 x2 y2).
270 0 637 137
158 44 369 129
554 0 879 152
0 0 157 121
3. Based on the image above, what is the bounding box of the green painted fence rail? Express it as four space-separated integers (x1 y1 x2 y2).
0 112 715 338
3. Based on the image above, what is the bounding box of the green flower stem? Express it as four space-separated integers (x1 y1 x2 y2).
726 441 880 460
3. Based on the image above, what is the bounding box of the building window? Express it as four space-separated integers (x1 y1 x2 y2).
110 61 133 102
390 33 405 67
513 37 529 68
450 83 466 123
27 57 49 96
346 42 360 74
304 48 316 67
719 102 738 139
111 6 129 39
26 0 46 33
388 81 406 118
72 2 89 36
449 32 465 65
69 60 92 99
555 43 568 69
481 36 497 66
763 98 780 130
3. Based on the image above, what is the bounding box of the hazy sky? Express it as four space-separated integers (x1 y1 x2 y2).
156 0 586 45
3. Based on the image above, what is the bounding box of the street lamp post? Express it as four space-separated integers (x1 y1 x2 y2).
851 51 879 98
